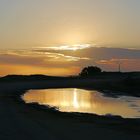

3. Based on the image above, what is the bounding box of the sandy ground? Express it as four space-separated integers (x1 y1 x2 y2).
0 81 140 140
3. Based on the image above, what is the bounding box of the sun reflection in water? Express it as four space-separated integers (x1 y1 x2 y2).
73 88 79 108
22 88 140 118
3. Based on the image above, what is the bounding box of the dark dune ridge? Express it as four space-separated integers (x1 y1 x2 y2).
0 72 140 140
0 72 140 96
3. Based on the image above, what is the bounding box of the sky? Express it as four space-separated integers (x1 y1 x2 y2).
0 0 140 76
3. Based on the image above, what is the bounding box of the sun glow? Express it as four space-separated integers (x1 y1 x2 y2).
36 44 92 51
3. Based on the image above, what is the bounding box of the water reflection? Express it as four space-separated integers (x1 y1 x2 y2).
22 88 140 118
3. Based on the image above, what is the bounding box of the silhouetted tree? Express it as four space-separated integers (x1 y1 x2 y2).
80 66 102 77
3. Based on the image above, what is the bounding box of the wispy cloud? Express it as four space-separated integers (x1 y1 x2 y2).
35 44 94 51
0 47 139 76
0 50 89 66
0 49 89 76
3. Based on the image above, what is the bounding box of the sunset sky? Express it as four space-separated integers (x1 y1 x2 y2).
0 0 140 76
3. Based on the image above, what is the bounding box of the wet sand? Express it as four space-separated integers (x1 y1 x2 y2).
0 80 140 140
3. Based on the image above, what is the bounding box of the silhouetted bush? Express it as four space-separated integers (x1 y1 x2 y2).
79 66 102 77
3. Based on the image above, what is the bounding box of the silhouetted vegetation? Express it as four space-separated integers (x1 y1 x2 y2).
79 66 102 77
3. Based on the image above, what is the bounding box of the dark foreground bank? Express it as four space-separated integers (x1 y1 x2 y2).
0 86 140 140
1 93 140 140
0 73 140 140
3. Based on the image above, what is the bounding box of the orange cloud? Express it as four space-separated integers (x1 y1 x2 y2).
96 59 140 71
0 47 139 76
0 63 80 76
